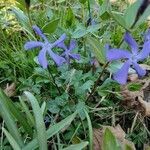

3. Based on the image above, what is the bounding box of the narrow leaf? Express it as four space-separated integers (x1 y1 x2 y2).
84 110 93 150
24 91 48 150
2 128 21 150
124 0 141 28
62 142 89 150
124 144 134 150
23 112 77 150
87 36 105 64
11 7 32 34
135 5 150 28
43 18 59 34
0 89 24 147
102 128 120 150
15 0 26 8
0 90 33 136
19 96 35 127
111 11 127 29
72 26 87 39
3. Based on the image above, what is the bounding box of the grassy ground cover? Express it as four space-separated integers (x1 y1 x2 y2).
0 0 150 149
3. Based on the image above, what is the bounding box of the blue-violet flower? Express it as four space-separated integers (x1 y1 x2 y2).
57 39 80 63
24 25 66 68
106 32 150 84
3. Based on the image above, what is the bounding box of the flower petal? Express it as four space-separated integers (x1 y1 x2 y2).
124 32 138 54
136 41 150 61
113 60 131 85
132 61 146 77
47 49 66 66
57 41 67 50
24 41 43 50
32 25 48 41
38 48 48 69
69 53 80 60
144 29 150 42
52 34 66 47
69 40 76 51
105 44 111 51
106 49 131 61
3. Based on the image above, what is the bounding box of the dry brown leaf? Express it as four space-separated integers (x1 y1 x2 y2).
128 74 138 82
93 125 135 150
144 144 150 150
138 97 150 116
4 83 16 97
93 128 103 150
121 78 150 116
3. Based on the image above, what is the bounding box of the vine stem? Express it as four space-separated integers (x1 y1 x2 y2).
47 66 61 95
86 62 109 101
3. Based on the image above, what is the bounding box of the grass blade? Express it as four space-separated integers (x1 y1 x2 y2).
84 109 93 150
0 89 24 147
23 112 77 150
19 96 35 127
24 91 48 150
62 142 89 150
87 37 105 64
2 127 21 150
0 89 33 136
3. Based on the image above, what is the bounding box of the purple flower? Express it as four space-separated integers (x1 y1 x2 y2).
24 25 66 68
57 39 80 63
144 29 150 42
106 32 150 85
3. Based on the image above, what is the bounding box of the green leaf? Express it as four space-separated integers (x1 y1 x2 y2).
23 112 77 150
79 0 87 4
11 7 32 34
15 0 26 8
124 144 134 150
135 5 150 28
84 110 93 150
76 80 93 96
102 128 120 150
111 11 127 29
127 83 143 91
0 89 24 147
62 142 89 150
87 24 101 33
43 18 59 34
0 90 33 136
72 26 87 39
99 0 110 17
57 0 66 3
65 7 75 28
87 36 105 64
38 0 44 3
2 128 21 150
100 11 110 20
41 101 46 115
19 96 35 127
24 91 48 150
124 1 141 28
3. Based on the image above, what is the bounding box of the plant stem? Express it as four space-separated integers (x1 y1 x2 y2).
47 66 61 95
27 9 32 27
86 62 109 101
